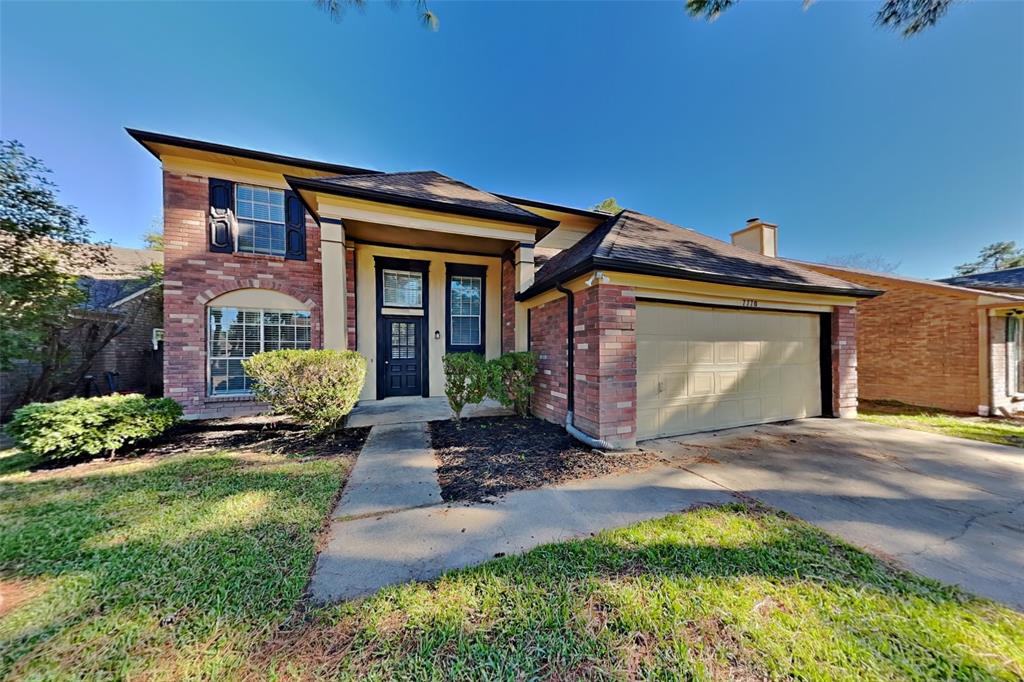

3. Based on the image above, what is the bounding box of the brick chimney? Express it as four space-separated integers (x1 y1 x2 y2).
730 217 778 258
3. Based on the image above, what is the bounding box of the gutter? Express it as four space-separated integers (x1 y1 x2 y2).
518 257 884 302
554 281 617 451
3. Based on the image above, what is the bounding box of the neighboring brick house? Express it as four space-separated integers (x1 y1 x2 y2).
798 262 1024 416
130 129 880 446
1 246 163 417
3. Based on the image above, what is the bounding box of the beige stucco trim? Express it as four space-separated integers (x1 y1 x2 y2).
315 195 538 244
207 288 309 310
163 156 299 189
320 221 347 350
355 244 502 400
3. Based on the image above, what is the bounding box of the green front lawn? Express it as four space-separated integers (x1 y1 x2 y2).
264 505 1022 681
0 439 356 680
860 401 1024 448
3 443 1022 680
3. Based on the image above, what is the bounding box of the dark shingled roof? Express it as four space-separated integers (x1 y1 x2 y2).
78 246 163 310
938 266 1024 291
520 210 880 299
294 171 557 228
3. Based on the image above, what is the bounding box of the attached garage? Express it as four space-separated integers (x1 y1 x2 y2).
636 302 826 440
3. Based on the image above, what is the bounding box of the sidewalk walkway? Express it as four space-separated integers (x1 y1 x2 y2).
333 422 441 519
310 464 732 603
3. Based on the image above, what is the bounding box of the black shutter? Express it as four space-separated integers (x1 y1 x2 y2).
284 190 307 261
208 178 234 253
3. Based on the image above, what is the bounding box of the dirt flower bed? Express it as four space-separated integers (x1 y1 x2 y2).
430 415 663 503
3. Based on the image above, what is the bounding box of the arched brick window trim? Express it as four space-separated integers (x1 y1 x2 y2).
196 280 323 349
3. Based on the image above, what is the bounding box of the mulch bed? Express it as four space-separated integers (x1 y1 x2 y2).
14 418 371 475
135 418 371 460
430 416 664 503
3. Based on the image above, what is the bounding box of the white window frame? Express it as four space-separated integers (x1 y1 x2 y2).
1009 316 1024 396
235 184 287 257
449 275 482 347
207 306 311 396
382 269 423 308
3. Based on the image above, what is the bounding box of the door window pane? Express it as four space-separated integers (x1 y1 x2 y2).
383 270 423 307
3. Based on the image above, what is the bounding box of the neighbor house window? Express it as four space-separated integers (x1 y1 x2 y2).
1009 316 1023 395
208 307 311 395
449 275 482 346
382 269 423 307
235 184 286 256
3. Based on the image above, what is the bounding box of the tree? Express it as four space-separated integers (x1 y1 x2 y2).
824 253 901 274
592 197 625 214
685 0 955 37
0 140 107 370
953 242 1024 276
0 141 160 409
314 0 438 30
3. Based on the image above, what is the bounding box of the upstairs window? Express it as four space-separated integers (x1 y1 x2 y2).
383 269 423 308
235 184 286 256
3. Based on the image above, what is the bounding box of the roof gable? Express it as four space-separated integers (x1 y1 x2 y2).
524 210 879 299
289 171 558 229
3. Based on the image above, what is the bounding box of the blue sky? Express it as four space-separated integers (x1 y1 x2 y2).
2 1 1021 279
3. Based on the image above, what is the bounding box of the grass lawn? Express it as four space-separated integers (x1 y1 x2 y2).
0 427 363 680
3 443 1022 680
860 401 1024 448
263 504 1023 681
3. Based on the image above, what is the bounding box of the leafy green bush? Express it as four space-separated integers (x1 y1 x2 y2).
5 394 183 460
442 352 488 420
243 349 366 434
487 351 539 417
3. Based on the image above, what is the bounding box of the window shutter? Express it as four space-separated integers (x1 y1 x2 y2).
208 178 234 253
284 190 307 261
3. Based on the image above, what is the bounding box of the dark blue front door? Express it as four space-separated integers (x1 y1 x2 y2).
383 317 421 396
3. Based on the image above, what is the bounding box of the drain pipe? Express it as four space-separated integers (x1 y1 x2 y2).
555 281 617 451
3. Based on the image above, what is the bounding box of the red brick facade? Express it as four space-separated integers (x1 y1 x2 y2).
529 296 569 424
572 285 637 447
806 267 983 414
529 284 637 449
501 256 515 353
831 305 858 418
162 170 324 419
346 246 357 350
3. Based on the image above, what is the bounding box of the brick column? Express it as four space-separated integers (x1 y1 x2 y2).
831 306 858 418
572 284 637 448
346 245 357 350
501 256 515 353
529 297 569 424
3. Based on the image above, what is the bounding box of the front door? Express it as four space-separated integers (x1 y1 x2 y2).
383 317 422 396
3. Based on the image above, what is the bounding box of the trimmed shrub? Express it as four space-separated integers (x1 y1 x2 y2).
487 351 539 417
442 352 488 420
5 394 183 461
243 349 366 434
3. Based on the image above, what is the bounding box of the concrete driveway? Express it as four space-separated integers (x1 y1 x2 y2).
643 418 1024 609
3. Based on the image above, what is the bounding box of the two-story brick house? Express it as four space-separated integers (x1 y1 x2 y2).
131 129 879 448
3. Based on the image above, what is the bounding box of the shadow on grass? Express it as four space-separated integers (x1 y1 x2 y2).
262 504 1023 681
0 443 360 680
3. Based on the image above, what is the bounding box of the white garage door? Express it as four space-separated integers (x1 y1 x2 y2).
636 303 822 440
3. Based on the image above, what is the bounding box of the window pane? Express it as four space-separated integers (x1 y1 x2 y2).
451 315 480 346
208 305 311 395
451 276 481 316
235 185 286 256
383 270 422 307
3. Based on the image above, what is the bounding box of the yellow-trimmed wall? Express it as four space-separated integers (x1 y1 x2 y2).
354 244 502 400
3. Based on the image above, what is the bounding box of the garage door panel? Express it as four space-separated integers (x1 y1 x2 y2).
637 303 822 440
